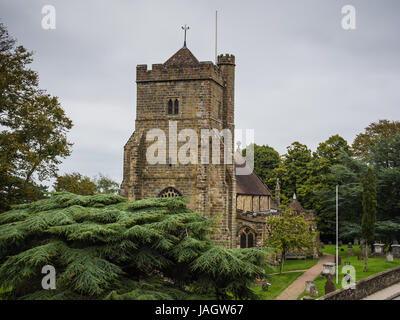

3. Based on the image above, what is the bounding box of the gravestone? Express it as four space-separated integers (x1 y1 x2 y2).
393 240 399 245
348 242 353 248
354 239 359 246
322 262 336 277
391 245 400 258
338 240 343 247
328 241 332 245
305 281 318 297
357 252 363 260
348 248 354 256
324 274 336 295
320 242 325 249
262 282 271 291
373 243 385 257
386 253 394 263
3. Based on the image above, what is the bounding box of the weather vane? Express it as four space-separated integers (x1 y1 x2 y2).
182 24 190 47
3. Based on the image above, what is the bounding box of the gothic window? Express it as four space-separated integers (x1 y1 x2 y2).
168 99 173 114
174 99 179 114
218 102 222 120
239 227 255 248
158 187 182 198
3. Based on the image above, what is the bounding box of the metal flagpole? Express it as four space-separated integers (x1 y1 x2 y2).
336 184 339 284
215 10 218 64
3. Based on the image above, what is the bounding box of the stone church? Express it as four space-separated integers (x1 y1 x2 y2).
121 43 316 249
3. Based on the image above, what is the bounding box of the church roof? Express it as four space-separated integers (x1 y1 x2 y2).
288 197 305 212
164 47 199 67
234 152 272 196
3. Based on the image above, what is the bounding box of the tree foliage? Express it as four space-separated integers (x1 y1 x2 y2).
0 193 271 300
352 120 400 160
0 23 73 212
242 143 281 191
361 167 377 272
53 173 97 196
264 209 315 274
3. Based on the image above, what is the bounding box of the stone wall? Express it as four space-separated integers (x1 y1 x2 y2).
319 266 400 300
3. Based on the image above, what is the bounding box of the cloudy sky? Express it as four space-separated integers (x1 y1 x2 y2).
1 0 399 186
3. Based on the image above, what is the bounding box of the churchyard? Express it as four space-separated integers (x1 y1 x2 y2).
297 244 400 299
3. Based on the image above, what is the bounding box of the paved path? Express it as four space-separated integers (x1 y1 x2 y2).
362 282 400 300
275 255 334 300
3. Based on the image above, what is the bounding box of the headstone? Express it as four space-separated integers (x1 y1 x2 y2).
362 246 368 256
324 274 336 295
338 240 343 247
357 252 363 260
386 253 394 263
391 245 400 258
320 242 325 249
322 262 336 277
373 243 385 256
262 282 271 291
348 248 354 256
360 239 365 246
354 239 359 246
328 241 332 245
393 240 399 245
305 281 318 297
348 242 353 248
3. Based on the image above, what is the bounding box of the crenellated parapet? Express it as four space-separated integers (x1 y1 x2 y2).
136 61 224 86
217 54 235 66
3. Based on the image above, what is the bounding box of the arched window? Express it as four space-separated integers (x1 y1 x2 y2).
239 227 255 248
168 99 173 114
174 99 179 114
158 187 182 198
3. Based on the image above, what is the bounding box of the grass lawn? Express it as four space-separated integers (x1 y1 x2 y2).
252 272 303 300
297 244 400 299
268 258 319 274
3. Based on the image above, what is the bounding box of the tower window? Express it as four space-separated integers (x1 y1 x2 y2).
168 99 173 114
174 99 179 114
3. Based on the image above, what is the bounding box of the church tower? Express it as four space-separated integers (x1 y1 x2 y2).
120 44 237 248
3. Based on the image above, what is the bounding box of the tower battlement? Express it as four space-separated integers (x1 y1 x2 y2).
136 61 224 85
217 54 235 66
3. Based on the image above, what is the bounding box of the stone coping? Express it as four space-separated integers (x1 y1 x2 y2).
318 266 400 300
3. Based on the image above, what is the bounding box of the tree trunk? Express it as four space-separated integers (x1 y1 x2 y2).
280 251 285 274
364 243 368 272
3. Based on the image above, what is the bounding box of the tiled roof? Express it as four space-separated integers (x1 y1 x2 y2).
234 152 272 196
288 198 305 212
164 47 199 67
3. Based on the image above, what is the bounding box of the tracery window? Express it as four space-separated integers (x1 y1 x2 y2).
158 187 182 198
239 227 255 248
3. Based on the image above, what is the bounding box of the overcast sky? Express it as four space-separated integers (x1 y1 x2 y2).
1 0 399 186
